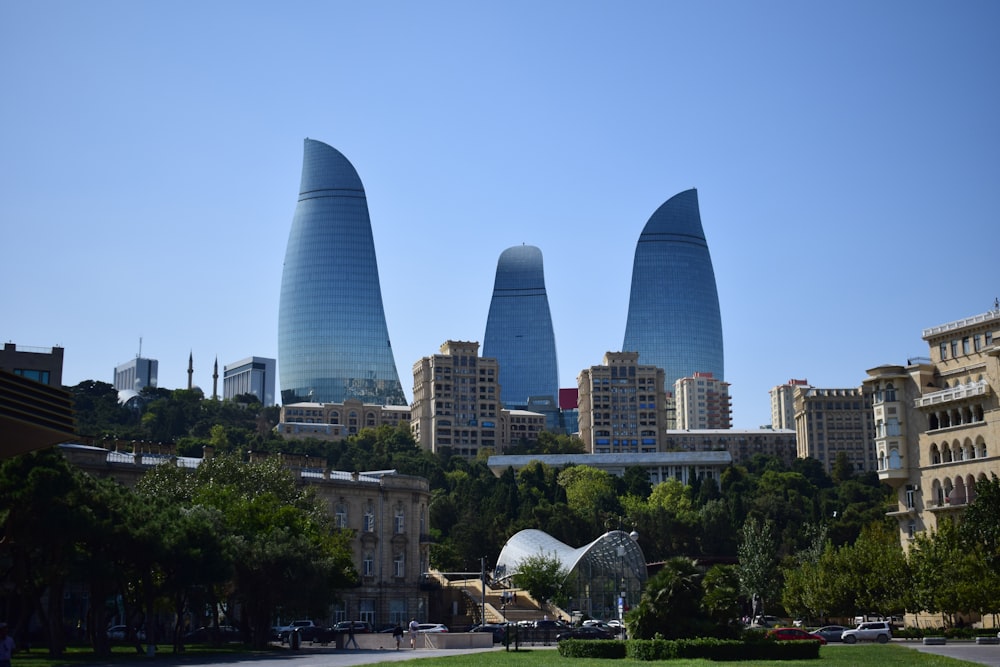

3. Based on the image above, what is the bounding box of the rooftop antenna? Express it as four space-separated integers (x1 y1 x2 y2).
138 336 142 359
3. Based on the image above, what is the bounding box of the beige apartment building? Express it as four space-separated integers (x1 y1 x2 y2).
792 386 875 474
863 303 1000 546
410 340 544 457
674 371 732 430
277 399 411 440
769 378 809 430
577 352 669 454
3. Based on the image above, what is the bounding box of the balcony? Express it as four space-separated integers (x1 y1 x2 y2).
877 467 910 486
915 380 989 408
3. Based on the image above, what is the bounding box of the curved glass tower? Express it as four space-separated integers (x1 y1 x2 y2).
622 188 724 390
278 139 406 406
483 245 559 409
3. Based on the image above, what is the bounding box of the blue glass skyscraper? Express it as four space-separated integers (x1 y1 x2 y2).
622 188 724 390
483 245 559 410
278 139 406 406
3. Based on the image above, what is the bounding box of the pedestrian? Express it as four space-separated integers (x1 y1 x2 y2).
0 623 14 667
346 622 359 649
392 624 403 650
408 618 420 649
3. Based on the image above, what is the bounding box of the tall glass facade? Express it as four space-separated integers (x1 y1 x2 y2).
278 139 406 406
622 188 724 390
483 245 559 410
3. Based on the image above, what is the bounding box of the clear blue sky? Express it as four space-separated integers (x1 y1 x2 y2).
3 1 998 428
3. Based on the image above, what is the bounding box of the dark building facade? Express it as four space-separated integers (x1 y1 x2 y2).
278 139 405 406
622 188 724 391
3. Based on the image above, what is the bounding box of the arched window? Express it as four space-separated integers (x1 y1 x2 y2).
885 383 896 402
888 449 901 469
930 444 941 464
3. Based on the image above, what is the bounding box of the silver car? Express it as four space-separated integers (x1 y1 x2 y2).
842 621 892 644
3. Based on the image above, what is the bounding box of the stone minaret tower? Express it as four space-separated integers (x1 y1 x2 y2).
187 351 194 390
212 356 219 400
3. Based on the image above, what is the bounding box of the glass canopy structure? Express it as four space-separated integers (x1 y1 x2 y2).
494 528 647 620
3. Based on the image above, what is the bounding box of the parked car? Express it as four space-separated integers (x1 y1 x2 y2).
332 620 373 635
469 623 507 643
813 625 850 643
416 623 449 633
278 620 317 643
556 626 615 641
751 615 783 628
767 627 827 644
183 625 241 643
106 625 145 642
534 619 568 630
842 621 892 644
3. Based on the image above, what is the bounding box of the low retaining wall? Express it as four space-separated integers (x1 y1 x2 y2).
330 632 492 650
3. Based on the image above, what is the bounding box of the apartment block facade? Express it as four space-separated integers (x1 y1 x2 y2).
674 371 732 430
793 386 875 474
770 378 809 430
577 352 669 454
410 341 544 457
863 304 1000 546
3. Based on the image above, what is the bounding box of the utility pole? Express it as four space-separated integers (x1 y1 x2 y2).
481 557 487 625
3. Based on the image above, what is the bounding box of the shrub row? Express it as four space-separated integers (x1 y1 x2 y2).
557 637 821 661
895 626 999 640
556 639 627 659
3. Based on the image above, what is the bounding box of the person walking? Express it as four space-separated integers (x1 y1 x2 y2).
392 624 404 650
346 622 359 649
408 618 420 649
0 623 14 667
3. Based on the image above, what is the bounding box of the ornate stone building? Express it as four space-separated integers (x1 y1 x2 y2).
863 303 1000 546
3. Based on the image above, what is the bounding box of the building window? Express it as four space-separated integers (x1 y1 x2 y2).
359 599 375 624
364 503 376 532
940 343 948 360
389 599 406 626
395 506 405 534
363 552 374 577
394 552 405 578
905 485 916 509
335 502 348 529
951 340 959 357
907 521 916 540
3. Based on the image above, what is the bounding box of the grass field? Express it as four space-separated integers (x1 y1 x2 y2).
11 643 985 667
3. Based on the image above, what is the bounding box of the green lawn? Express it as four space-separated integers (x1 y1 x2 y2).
12 643 983 667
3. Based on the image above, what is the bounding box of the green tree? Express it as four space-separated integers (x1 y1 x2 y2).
139 453 356 648
556 465 620 532
511 552 568 607
738 516 778 618
626 557 713 639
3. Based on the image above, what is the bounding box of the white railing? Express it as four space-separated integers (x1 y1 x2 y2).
915 380 989 408
922 309 1000 337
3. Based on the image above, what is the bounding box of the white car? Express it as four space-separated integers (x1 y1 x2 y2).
416 623 449 633
842 621 892 644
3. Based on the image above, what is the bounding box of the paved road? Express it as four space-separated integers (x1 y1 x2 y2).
896 640 1000 667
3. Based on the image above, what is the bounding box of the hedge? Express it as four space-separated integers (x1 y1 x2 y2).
556 639 627 659
557 636 823 661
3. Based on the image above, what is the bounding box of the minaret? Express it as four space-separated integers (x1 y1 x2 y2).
212 357 219 400
187 351 194 390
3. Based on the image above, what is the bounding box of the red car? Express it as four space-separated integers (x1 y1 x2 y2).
767 627 827 644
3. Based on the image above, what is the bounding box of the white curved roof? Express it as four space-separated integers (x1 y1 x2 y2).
495 528 647 587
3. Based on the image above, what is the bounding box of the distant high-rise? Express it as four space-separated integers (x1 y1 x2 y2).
224 356 277 405
622 188 724 390
483 245 559 411
114 357 157 392
278 139 405 406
